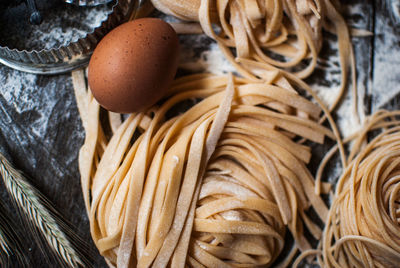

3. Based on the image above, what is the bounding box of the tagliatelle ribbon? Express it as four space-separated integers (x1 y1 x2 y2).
317 110 400 268
152 0 358 119
72 70 337 267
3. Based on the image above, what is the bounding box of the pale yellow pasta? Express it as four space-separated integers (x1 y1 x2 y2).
72 70 339 267
309 110 400 268
151 0 357 116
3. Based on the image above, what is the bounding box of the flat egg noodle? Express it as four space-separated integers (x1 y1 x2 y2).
151 0 357 116
72 70 336 267
292 110 400 268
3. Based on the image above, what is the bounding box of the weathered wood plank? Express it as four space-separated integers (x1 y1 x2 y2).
371 1 400 111
0 0 391 266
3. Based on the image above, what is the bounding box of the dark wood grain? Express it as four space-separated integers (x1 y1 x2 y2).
0 1 399 267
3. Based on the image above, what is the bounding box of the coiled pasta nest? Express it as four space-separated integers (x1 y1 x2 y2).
73 71 335 267
321 111 400 268
152 0 356 121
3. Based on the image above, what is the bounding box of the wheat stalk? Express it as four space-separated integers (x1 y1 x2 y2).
0 224 12 259
0 222 13 267
0 152 84 267
0 201 29 267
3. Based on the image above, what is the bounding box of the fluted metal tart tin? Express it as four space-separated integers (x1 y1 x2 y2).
64 0 114 6
0 0 138 74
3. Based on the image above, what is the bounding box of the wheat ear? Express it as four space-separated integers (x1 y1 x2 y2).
0 201 30 267
0 153 84 267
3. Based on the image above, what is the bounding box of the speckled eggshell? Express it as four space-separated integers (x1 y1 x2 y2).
88 18 179 113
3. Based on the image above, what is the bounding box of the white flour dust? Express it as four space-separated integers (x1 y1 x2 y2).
30 7 109 50
372 11 400 110
0 67 75 139
0 4 111 50
179 39 236 75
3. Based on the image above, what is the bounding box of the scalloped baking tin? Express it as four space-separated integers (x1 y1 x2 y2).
64 0 114 6
0 0 138 74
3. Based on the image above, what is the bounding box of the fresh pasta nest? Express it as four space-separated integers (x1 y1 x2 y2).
73 71 334 267
321 111 400 268
152 0 356 120
152 0 352 78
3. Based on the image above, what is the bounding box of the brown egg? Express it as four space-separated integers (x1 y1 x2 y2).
88 18 179 113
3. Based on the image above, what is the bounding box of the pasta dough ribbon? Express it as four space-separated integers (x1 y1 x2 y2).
74 70 334 267
319 111 400 268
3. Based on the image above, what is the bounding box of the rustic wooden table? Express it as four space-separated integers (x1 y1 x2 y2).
0 0 399 267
